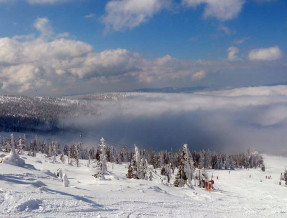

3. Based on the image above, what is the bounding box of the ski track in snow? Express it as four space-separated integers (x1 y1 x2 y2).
0 153 286 217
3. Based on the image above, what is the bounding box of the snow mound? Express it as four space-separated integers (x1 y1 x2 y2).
2 153 25 167
149 186 166 193
32 180 46 188
13 199 42 212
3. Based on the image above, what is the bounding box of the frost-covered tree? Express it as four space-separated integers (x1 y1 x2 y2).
75 144 80 167
60 152 65 164
10 134 16 155
127 158 138 179
261 164 265 172
2 137 11 152
92 138 108 180
127 145 149 180
52 141 57 163
40 141 46 154
18 138 24 155
284 170 287 185
63 173 69 187
127 145 140 179
99 138 107 176
2 134 25 166
138 158 148 179
48 143 53 157
29 140 37 157
161 164 171 183
68 149 71 165
135 145 140 165
174 144 194 188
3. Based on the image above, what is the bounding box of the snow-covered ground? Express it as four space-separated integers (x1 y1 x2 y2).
0 153 286 217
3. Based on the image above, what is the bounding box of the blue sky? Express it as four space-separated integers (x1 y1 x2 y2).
0 0 286 95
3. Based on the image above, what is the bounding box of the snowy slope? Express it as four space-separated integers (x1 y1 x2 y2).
0 153 287 217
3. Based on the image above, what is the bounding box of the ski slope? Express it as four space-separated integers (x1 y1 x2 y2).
0 153 286 217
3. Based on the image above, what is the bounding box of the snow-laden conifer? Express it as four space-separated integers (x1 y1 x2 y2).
2 134 25 167
174 144 194 188
63 173 69 187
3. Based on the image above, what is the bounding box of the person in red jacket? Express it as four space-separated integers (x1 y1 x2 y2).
210 179 214 189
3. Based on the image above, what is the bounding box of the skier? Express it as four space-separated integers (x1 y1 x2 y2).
210 179 214 190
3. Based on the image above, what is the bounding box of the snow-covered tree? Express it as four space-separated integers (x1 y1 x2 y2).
75 144 80 167
174 144 194 188
92 138 108 180
52 141 57 163
127 158 138 179
18 138 24 155
138 158 148 179
284 170 287 185
10 134 16 155
63 173 69 187
60 152 65 164
261 164 265 172
2 134 25 167
40 141 46 154
161 164 171 183
99 138 107 175
57 168 63 180
127 145 149 180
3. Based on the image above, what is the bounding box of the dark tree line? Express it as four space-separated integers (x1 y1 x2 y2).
0 134 264 171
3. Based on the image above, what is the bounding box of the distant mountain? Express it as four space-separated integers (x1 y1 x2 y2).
132 86 208 93
263 81 287 86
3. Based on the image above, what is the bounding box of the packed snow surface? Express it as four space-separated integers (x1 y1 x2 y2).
0 153 286 217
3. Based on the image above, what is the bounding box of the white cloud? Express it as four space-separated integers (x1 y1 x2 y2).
85 13 96 19
0 32 215 93
227 46 239 61
34 17 54 38
192 70 206 80
197 85 287 97
0 64 45 92
218 25 232 35
249 46 282 61
0 26 283 95
233 38 248 44
0 18 285 95
183 0 245 21
103 0 171 31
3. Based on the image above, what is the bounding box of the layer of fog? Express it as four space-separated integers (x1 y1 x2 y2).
59 85 287 154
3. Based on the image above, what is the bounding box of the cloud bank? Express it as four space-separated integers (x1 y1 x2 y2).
59 85 287 154
0 18 285 95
